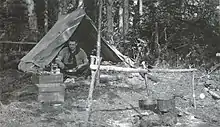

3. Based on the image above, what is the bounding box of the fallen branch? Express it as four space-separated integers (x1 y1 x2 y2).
0 41 37 45
150 68 197 73
90 65 149 73
197 63 220 80
208 63 220 75
204 88 220 100
90 65 197 73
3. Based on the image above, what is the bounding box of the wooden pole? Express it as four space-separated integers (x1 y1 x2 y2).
96 0 103 85
0 41 37 45
97 0 102 60
44 0 48 33
142 62 149 95
192 71 196 109
106 0 113 41
86 0 103 126
122 0 125 44
86 58 102 126
90 65 197 73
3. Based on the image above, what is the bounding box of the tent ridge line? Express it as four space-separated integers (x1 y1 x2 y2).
38 14 85 48
56 9 85 24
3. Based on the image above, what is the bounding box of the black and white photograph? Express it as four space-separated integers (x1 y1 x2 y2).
0 0 220 126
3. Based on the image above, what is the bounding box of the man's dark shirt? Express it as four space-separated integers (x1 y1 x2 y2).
56 47 89 70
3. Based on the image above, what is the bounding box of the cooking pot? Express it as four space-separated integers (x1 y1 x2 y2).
157 96 175 113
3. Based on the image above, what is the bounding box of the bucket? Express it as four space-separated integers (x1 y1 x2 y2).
139 98 158 113
157 96 175 113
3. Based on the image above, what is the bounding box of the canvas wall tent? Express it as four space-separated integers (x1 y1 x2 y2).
18 8 133 73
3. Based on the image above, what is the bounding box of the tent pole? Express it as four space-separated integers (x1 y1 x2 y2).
86 0 103 126
96 0 103 85
86 57 102 127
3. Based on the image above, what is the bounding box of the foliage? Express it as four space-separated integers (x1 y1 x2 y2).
110 0 220 69
0 0 28 41
0 0 219 69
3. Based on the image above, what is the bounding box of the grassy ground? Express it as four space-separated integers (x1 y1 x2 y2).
0 69 220 127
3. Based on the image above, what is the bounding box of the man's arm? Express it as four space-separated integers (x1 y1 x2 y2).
55 49 65 69
76 49 89 70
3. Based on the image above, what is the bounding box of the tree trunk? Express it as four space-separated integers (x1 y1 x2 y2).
139 0 143 16
122 0 129 44
138 0 143 24
96 0 103 85
44 0 48 33
106 0 113 42
97 0 102 60
34 0 45 39
123 0 129 35
133 0 139 29
155 22 161 65
219 0 220 24
58 0 62 19
25 0 38 36
48 0 59 29
119 5 123 28
25 0 37 30
24 0 38 41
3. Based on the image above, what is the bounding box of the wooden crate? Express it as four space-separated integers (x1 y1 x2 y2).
38 92 65 103
36 83 65 103
32 73 63 84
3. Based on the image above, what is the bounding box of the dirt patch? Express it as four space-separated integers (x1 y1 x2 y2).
0 69 220 126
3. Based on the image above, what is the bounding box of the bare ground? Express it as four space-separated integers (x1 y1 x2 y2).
0 69 220 127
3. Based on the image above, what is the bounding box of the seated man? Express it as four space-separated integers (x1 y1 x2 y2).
55 40 90 78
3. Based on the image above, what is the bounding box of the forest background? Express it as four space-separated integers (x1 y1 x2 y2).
0 0 220 71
